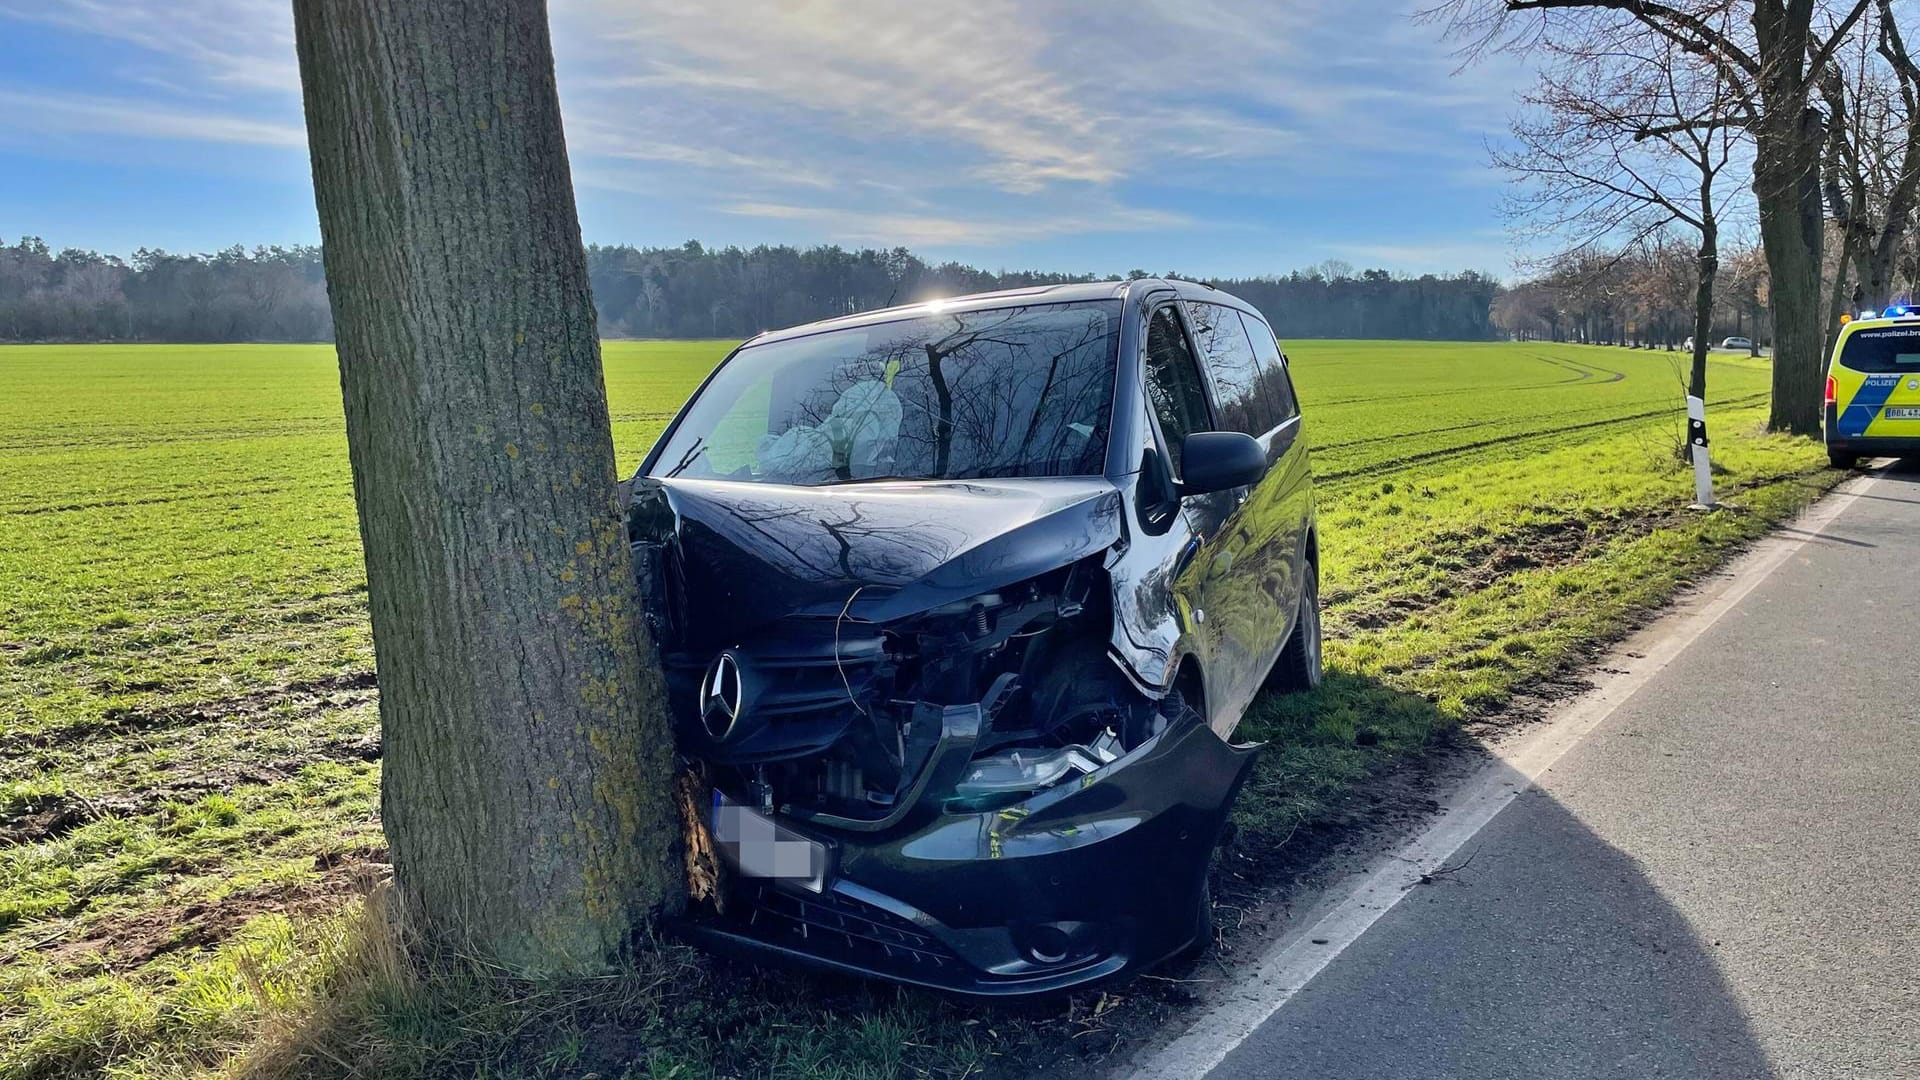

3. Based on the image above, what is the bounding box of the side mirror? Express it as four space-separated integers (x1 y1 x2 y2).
1179 431 1266 496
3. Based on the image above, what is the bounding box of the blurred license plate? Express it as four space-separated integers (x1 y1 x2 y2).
1886 407 1920 419
711 792 828 892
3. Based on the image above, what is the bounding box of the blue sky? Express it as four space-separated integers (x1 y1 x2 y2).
0 0 1536 278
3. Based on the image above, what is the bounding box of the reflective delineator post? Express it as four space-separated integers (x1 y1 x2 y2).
1687 394 1715 509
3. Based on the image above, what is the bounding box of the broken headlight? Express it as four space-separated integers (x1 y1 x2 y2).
954 746 1082 797
947 732 1122 810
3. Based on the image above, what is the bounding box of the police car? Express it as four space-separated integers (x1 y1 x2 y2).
1825 305 1920 469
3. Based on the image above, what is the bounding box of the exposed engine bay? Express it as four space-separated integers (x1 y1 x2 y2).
633 537 1171 824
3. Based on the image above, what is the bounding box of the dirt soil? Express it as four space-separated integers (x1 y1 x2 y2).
21 671 377 751
28 848 389 973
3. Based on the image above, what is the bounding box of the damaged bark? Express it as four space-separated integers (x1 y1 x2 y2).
676 761 727 913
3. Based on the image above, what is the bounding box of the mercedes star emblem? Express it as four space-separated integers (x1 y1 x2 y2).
700 651 744 739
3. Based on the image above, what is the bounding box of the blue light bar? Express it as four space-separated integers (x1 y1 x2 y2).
1887 304 1915 317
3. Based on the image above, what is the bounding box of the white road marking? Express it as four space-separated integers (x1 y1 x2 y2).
1123 472 1876 1080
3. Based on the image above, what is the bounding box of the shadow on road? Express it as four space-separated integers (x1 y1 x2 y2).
1775 524 1876 547
1213 782 1774 1078
1192 670 1779 1080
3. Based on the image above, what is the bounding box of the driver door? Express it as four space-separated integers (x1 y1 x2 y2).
1140 303 1260 733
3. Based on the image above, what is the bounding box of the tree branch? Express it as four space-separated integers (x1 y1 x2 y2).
1806 0 1874 82
1506 0 1762 76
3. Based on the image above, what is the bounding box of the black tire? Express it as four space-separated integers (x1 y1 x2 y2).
1829 448 1859 470
1268 561 1323 693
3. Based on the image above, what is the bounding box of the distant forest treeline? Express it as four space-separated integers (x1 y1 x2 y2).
0 235 1502 344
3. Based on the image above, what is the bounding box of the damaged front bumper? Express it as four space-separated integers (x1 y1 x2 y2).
678 708 1257 997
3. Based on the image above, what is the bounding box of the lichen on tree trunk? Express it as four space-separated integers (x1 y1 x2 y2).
292 0 682 974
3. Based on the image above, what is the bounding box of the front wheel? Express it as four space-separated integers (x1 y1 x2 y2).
1828 448 1859 470
1269 561 1323 692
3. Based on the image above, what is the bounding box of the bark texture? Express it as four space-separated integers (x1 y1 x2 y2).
292 0 681 973
1752 2 1831 436
1753 120 1827 434
1692 223 1718 401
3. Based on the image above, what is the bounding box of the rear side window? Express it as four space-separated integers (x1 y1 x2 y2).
1187 302 1272 435
1143 305 1211 477
1239 312 1299 422
1838 326 1920 372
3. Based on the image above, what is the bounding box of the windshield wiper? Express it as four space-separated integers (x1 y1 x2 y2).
663 437 707 479
815 474 935 486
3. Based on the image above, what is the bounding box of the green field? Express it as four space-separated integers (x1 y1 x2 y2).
0 340 1829 1079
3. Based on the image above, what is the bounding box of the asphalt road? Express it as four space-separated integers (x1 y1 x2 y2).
1206 468 1920 1080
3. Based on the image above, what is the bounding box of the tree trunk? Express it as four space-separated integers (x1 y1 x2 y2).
1693 228 1718 402
292 0 682 974
1826 235 1860 362
1863 124 1920 310
1751 0 1827 436
1753 112 1827 435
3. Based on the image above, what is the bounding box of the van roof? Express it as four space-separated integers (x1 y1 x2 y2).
742 278 1261 347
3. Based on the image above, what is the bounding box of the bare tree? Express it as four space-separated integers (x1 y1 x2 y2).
1492 279 1568 338
1431 0 1876 435
1721 240 1776 336
1497 20 1745 501
292 0 682 974
1623 238 1703 348
1823 0 1920 313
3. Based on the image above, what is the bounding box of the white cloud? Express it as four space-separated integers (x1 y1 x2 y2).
717 200 1192 248
0 0 297 93
566 116 837 188
0 0 1538 265
565 0 1134 190
0 90 306 147
552 0 1525 210
1333 239 1517 273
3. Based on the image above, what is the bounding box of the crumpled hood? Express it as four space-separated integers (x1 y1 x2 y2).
629 476 1124 642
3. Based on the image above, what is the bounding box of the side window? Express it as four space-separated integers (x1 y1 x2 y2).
1187 302 1272 435
1143 305 1212 477
1238 311 1299 422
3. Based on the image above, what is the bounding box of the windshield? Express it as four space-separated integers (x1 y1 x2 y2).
650 300 1120 486
1838 325 1920 372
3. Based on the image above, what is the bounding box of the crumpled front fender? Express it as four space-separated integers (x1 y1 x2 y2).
680 713 1259 995
832 714 1259 979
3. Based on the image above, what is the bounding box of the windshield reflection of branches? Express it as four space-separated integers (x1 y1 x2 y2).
663 301 1119 486
714 495 964 583
928 308 1116 478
